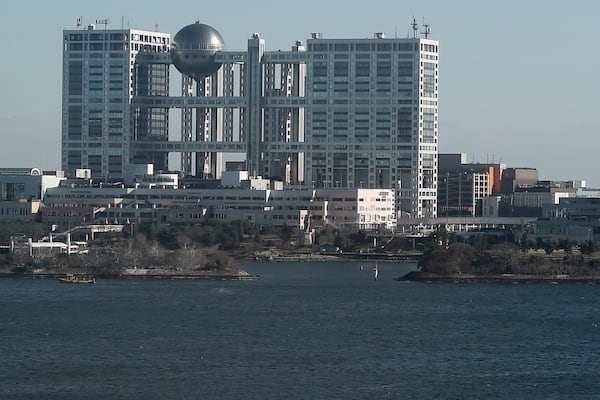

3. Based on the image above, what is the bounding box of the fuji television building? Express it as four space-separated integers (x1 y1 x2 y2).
62 20 439 218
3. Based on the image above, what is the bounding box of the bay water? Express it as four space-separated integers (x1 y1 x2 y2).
1 261 599 399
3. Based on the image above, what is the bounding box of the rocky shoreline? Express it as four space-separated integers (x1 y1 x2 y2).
0 271 260 281
0 272 259 281
240 249 423 263
0 264 260 281
397 270 600 284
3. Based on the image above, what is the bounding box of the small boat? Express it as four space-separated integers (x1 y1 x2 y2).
58 274 96 284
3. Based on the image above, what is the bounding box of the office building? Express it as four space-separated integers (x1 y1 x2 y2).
438 153 504 217
62 21 171 178
0 168 64 222
62 19 438 219
303 26 439 218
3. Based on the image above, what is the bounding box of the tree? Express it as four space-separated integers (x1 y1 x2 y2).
436 225 449 248
334 233 345 250
520 233 530 253
280 224 293 243
543 240 556 255
581 239 596 255
419 242 477 274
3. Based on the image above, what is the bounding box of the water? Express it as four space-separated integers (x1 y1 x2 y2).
1 261 599 399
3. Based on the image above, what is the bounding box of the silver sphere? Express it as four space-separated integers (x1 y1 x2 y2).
171 22 225 81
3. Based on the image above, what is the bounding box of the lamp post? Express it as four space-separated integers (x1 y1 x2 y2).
588 228 592 244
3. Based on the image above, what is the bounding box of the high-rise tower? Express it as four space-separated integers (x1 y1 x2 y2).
304 28 439 218
62 21 170 178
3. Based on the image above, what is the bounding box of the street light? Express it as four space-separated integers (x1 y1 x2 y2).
588 228 592 243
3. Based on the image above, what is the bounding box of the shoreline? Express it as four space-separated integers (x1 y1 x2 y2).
0 264 260 281
0 253 420 281
0 271 260 281
238 252 423 263
397 270 600 284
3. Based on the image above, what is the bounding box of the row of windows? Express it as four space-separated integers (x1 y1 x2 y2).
67 32 168 44
67 43 168 53
0 208 30 216
309 42 420 52
312 61 417 78
312 53 414 60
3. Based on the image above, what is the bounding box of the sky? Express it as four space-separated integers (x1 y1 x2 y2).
1 0 599 185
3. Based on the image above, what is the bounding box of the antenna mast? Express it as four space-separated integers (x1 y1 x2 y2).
96 19 109 29
421 18 432 39
411 17 418 38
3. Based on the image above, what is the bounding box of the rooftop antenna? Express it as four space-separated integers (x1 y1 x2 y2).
155 22 159 32
76 16 82 29
411 17 419 38
421 18 431 39
96 18 109 29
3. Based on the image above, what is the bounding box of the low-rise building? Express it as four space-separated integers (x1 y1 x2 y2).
437 153 502 217
0 168 65 223
41 176 395 232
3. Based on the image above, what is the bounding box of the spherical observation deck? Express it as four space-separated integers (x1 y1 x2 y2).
170 22 225 81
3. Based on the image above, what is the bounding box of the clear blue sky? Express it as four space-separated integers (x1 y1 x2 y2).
1 0 598 185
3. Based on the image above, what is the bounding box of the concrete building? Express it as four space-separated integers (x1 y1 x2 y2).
0 168 65 222
437 153 504 217
499 182 578 218
313 188 395 230
62 23 171 178
524 196 600 241
438 171 489 217
41 177 394 232
62 18 438 219
500 168 538 194
0 168 64 202
513 186 576 209
302 25 439 219
577 188 600 198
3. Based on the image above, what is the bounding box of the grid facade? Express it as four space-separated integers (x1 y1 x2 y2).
304 36 439 217
62 26 171 178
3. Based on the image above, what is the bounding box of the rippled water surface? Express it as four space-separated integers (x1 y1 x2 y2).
2 261 599 399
